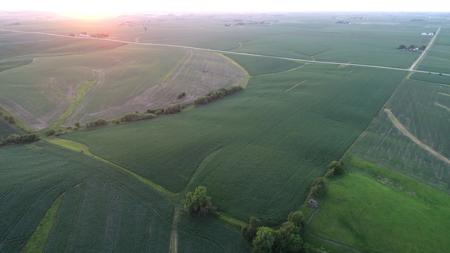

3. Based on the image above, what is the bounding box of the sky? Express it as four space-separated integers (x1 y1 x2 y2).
1 0 450 19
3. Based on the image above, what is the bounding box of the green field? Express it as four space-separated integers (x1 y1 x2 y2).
0 42 246 129
351 76 450 191
0 142 174 253
66 62 405 223
419 28 450 74
1 13 450 253
307 158 450 253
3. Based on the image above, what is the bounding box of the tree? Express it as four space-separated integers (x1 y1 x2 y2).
184 186 215 216
275 222 303 253
397 44 406 49
252 227 276 253
243 216 261 242
287 210 304 227
325 160 344 177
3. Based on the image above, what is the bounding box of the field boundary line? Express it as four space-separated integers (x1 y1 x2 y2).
409 27 441 71
2 28 450 77
44 137 177 199
168 206 181 253
384 108 450 165
309 232 362 253
21 193 64 253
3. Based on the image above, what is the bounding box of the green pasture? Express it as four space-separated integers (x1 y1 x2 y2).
308 158 450 253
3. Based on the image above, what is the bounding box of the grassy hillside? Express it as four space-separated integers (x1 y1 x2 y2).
307 158 450 253
0 142 173 253
66 62 405 222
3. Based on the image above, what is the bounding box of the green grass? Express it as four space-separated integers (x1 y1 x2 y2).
22 195 63 253
66 62 405 223
308 158 450 253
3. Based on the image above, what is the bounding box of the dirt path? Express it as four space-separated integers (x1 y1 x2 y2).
168 207 180 253
309 233 362 253
2 28 450 77
409 27 441 71
285 81 305 92
384 108 450 165
434 102 450 113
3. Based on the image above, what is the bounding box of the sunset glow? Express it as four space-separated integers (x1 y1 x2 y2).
1 0 450 19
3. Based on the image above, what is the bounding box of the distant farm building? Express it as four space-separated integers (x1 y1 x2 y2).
421 32 435 36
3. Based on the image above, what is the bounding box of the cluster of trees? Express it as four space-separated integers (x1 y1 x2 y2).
0 134 39 146
194 86 243 105
184 186 216 216
397 44 426 51
86 119 108 129
120 113 156 123
244 210 325 253
307 160 345 200
324 160 344 178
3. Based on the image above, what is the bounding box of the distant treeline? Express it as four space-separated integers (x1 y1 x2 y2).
81 86 244 130
0 134 39 147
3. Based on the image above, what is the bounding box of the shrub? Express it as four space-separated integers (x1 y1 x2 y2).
307 177 327 199
184 186 216 216
86 119 108 128
274 221 303 253
243 217 262 242
252 227 277 253
1 134 39 146
177 92 186 99
163 104 182 115
287 210 304 227
45 129 56 136
325 160 345 177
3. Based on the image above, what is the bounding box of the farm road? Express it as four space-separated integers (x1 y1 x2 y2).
384 108 450 165
409 27 441 71
1 28 450 77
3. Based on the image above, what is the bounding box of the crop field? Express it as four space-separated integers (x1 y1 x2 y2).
350 77 450 191
65 62 405 222
0 40 247 129
307 158 450 253
0 142 174 253
4 15 435 68
1 12 450 253
418 28 450 74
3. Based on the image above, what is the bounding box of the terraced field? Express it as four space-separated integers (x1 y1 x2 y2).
0 40 247 129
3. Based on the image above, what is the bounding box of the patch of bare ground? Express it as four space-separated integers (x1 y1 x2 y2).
384 108 450 165
72 50 248 124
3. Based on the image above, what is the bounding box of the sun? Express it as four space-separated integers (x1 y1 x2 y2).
55 0 122 20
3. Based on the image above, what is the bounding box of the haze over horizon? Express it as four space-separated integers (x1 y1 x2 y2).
1 0 450 19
